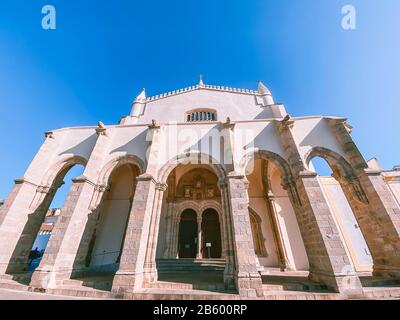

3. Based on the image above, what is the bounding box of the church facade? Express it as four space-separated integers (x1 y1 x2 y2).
0 80 399 299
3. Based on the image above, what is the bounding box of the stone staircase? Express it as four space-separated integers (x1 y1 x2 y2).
261 275 329 293
156 259 226 272
0 273 32 292
145 259 229 292
31 273 115 299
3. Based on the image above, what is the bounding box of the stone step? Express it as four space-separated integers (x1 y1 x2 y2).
43 287 112 299
130 288 239 300
361 287 400 299
62 278 113 291
263 290 342 300
261 275 328 292
0 273 32 284
260 269 309 277
360 277 400 288
0 280 30 292
262 282 327 292
156 259 226 272
144 280 226 291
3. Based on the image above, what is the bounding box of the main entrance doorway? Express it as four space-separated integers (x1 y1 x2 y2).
178 209 197 258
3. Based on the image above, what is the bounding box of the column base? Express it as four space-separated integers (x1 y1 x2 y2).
111 271 142 296
30 268 73 290
142 263 158 285
223 260 236 290
309 271 363 297
235 273 264 300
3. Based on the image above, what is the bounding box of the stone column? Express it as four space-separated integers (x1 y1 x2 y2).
0 132 59 275
329 118 400 278
171 215 180 259
111 174 157 295
30 126 112 289
162 203 174 258
275 117 362 295
142 183 167 284
226 173 264 299
196 215 203 259
219 181 236 290
0 179 61 274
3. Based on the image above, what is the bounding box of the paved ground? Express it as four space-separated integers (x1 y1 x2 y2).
0 288 99 300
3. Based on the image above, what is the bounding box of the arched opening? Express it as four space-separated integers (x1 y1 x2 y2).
156 164 223 260
309 154 373 272
27 164 86 272
154 162 227 291
244 153 309 272
178 209 197 258
201 209 221 258
84 163 140 272
2 160 86 275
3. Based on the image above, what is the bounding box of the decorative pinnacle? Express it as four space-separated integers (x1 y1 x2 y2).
257 81 272 95
198 75 204 87
134 88 146 102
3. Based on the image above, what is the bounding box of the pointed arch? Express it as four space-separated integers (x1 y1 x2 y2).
305 146 369 204
97 154 145 186
157 152 226 185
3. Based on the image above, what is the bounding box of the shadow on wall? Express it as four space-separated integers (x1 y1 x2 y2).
59 133 98 158
110 128 149 156
244 123 285 158
299 118 342 156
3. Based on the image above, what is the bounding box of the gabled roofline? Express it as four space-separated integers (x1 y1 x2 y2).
144 83 260 103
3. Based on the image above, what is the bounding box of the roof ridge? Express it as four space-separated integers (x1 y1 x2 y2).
145 84 259 102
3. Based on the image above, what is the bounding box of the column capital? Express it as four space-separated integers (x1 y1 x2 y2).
275 114 295 133
136 173 157 183
221 117 235 130
155 183 168 191
225 172 246 180
95 121 108 136
298 170 318 178
326 117 353 133
14 177 38 187
363 168 383 176
72 175 110 191
148 119 160 130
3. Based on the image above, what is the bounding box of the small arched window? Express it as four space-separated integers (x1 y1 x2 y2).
185 109 217 122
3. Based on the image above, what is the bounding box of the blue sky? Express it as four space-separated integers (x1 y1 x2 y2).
0 0 399 205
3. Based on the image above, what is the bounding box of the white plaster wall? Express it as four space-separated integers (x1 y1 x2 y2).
137 89 277 124
270 168 309 271
90 165 135 268
248 197 280 267
24 128 97 184
387 181 400 207
104 126 149 166
319 176 373 271
234 121 286 166
292 118 346 168
90 199 130 267
246 160 309 269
